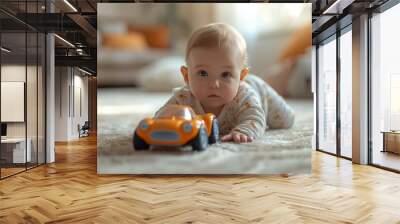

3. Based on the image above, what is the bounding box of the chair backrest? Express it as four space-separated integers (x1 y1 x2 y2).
82 121 90 129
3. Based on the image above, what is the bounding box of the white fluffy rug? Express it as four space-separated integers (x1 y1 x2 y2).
97 88 313 174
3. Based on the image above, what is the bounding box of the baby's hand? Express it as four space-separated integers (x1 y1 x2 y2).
221 132 253 143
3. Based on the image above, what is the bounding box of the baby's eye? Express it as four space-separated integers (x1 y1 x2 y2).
198 70 208 77
221 71 232 79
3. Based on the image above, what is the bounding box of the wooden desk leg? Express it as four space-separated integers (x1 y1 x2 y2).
382 133 386 153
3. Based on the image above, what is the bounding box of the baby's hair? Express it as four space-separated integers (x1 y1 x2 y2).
185 23 248 68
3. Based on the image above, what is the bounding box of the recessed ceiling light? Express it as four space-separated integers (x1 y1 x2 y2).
77 67 93 76
63 0 78 12
54 34 75 48
1 47 11 53
323 0 354 15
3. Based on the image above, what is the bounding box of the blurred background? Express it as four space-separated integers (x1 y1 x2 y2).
97 3 312 98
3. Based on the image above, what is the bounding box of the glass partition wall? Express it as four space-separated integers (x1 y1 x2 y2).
0 1 46 179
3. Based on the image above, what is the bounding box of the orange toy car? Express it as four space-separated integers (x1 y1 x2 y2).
133 105 220 151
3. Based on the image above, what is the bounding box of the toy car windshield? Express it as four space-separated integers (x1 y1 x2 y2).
134 104 220 151
156 105 196 120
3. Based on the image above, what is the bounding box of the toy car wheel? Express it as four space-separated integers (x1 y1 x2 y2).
133 131 150 150
191 125 208 151
208 118 220 144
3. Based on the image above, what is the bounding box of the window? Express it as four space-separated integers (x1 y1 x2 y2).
317 36 337 154
340 28 352 158
370 2 400 171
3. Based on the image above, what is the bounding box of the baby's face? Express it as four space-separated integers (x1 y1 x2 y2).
183 46 247 111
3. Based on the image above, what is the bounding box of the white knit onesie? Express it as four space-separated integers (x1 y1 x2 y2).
155 74 295 138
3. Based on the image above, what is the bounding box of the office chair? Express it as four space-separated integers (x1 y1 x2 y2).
79 121 90 138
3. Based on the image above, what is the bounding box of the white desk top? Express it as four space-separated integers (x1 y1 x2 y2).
1 138 28 143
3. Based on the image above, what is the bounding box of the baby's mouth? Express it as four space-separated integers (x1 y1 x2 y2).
208 94 220 98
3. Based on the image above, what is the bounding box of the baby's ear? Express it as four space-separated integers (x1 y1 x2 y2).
240 68 249 81
180 66 189 84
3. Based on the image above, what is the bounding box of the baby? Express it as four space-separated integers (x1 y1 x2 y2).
156 23 295 143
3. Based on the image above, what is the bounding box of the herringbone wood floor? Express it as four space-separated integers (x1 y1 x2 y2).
1 135 400 224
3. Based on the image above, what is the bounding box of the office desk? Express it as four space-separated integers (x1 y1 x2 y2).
381 131 400 154
1 138 31 163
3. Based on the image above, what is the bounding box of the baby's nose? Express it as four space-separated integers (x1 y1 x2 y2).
210 79 220 88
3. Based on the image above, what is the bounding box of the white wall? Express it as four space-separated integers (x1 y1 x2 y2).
55 67 89 141
55 67 70 141
1 63 46 164
71 73 89 138
74 74 89 121
1 65 39 138
1 65 26 140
